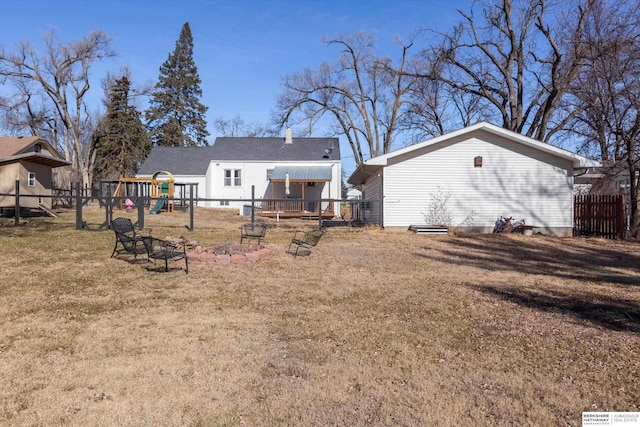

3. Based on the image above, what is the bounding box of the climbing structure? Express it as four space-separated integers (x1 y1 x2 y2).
111 171 175 213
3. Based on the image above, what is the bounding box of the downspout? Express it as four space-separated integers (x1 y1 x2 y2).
327 180 331 215
573 167 590 178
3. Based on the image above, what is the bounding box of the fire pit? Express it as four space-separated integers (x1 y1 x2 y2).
187 243 272 266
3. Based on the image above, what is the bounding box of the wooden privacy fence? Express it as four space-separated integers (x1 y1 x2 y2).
574 194 625 239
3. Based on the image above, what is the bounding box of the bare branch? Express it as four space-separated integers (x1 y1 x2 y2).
0 29 114 186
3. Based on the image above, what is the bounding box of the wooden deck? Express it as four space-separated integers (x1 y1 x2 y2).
256 210 335 219
252 200 335 219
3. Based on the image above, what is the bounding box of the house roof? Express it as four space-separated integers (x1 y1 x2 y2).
0 136 70 168
137 146 216 176
210 137 340 162
0 136 42 157
348 122 601 185
137 136 341 176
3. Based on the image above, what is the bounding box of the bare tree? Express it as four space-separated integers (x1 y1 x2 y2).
419 0 594 142
400 44 491 142
0 79 54 137
215 115 278 137
275 32 414 165
0 29 115 187
568 0 640 234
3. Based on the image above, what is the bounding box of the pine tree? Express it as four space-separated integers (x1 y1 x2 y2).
93 75 151 181
146 22 209 147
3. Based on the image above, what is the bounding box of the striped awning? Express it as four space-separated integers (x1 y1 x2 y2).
271 166 332 182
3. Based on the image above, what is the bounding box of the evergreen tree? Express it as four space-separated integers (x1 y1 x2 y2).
146 22 209 147
93 75 151 182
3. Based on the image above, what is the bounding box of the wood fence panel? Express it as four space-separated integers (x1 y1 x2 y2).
574 194 625 239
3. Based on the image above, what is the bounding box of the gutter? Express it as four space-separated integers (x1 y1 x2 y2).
573 167 590 178
347 163 383 186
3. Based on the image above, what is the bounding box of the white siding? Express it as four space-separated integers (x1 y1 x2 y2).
171 175 205 204
381 130 574 231
206 161 341 212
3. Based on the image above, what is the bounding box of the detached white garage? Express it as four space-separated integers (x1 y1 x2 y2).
347 122 601 236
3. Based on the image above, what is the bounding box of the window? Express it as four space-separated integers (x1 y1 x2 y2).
219 200 229 206
266 169 273 181
28 172 36 187
474 156 483 167
224 169 242 186
34 144 41 153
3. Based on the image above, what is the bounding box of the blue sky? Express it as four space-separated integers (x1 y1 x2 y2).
1 0 472 175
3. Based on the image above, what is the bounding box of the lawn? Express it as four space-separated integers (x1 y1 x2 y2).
1 206 639 426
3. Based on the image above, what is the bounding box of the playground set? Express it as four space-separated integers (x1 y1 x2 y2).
77 171 193 231
110 170 176 214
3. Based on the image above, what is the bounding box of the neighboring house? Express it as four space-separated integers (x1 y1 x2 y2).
137 130 341 217
573 159 638 195
0 136 70 209
346 187 362 199
347 122 601 236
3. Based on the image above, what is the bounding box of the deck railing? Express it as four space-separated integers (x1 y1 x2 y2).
259 199 303 213
256 199 334 215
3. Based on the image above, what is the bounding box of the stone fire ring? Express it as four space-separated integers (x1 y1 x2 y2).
187 244 272 266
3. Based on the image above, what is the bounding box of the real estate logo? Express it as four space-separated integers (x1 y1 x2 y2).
583 412 640 426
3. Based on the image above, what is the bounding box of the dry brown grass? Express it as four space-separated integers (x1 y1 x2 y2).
1 206 640 426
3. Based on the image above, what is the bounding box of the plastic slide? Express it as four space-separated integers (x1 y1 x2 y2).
149 196 166 215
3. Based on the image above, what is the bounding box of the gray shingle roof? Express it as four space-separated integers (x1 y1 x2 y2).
137 146 215 176
210 137 340 161
138 137 341 176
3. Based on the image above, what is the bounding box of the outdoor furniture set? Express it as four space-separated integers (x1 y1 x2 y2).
111 217 325 273
240 221 325 257
110 217 188 273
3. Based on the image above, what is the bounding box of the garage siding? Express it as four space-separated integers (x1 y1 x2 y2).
381 130 574 231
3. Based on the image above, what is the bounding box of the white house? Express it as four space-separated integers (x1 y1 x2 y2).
346 187 362 199
138 130 341 218
347 122 601 236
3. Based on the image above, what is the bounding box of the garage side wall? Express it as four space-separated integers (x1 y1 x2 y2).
381 130 575 235
361 172 382 226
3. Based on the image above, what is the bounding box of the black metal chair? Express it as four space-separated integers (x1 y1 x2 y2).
240 221 267 244
143 237 189 273
288 229 324 257
110 217 150 259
